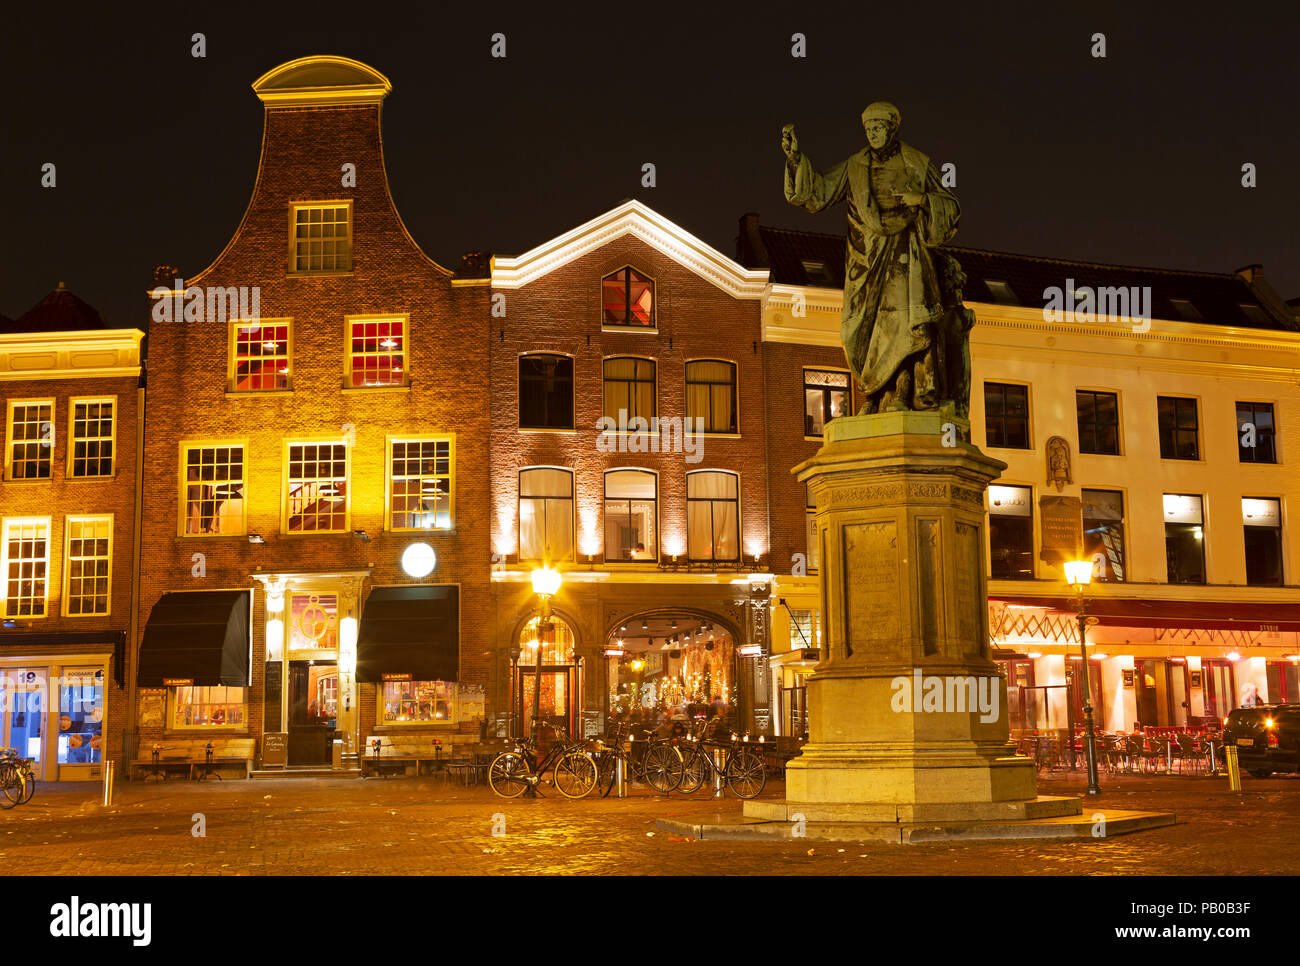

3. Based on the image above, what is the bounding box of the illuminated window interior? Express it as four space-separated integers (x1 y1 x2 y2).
602 267 654 327
232 322 290 391
348 317 405 387
292 204 351 272
287 443 348 533
390 438 452 530
70 399 115 477
65 516 112 615
6 401 53 480
183 445 245 535
2 518 49 617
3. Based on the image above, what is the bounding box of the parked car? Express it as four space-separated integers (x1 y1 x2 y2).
1222 705 1300 777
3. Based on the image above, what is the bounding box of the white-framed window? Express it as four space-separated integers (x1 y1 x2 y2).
685 360 738 434
64 516 112 616
5 399 54 481
68 397 116 477
230 320 291 392
604 469 658 561
519 467 575 562
789 608 818 648
290 202 352 273
388 437 453 530
380 680 457 724
2 518 50 618
347 316 407 387
181 444 246 535
286 442 349 533
686 470 740 562
170 686 248 729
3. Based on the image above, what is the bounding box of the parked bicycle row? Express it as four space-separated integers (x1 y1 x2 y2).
1 747 37 809
487 717 767 800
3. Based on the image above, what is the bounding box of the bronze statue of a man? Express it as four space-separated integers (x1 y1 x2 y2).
783 103 972 416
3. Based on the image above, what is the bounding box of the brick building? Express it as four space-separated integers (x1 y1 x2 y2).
487 201 776 737
133 56 491 773
0 284 144 781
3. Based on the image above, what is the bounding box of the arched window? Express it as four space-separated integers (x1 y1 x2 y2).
685 360 737 433
517 614 576 665
687 471 739 562
604 469 658 561
602 267 654 327
519 467 574 562
603 357 656 423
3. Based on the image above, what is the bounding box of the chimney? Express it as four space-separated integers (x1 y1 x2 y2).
736 212 769 268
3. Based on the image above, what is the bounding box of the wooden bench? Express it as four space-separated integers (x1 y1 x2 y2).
130 738 256 781
360 735 451 778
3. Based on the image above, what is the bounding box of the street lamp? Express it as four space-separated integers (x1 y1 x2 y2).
1064 559 1102 795
529 566 563 746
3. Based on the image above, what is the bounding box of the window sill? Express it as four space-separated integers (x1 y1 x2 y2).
601 326 658 334
66 473 119 482
1158 457 1203 464
387 527 457 535
179 532 248 539
225 390 293 399
162 728 251 737
518 427 578 434
2 477 53 484
286 271 354 279
340 384 411 394
374 722 460 731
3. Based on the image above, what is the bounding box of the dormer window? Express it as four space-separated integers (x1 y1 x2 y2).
801 260 833 286
602 267 654 327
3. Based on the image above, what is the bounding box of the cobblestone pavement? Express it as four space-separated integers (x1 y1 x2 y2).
3 771 1297 875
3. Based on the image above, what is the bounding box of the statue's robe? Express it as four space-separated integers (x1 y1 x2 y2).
785 143 960 405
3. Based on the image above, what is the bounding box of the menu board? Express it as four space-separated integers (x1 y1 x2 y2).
139 690 166 729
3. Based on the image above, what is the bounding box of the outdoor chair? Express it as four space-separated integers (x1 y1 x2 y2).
1175 732 1203 775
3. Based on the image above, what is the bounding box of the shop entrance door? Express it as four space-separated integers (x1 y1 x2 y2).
516 667 574 740
3 669 48 781
288 661 339 766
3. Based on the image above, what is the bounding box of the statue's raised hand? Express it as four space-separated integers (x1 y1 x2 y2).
781 124 800 162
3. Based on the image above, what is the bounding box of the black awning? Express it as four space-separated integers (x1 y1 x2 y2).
137 590 250 687
357 585 459 683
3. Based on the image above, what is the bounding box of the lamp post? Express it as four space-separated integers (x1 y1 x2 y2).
1064 559 1102 795
529 566 563 746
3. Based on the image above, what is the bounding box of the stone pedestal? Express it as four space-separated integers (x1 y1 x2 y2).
746 411 1044 824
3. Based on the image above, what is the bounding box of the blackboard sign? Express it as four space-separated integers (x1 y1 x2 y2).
262 732 288 768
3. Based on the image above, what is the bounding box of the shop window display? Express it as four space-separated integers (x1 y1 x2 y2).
171 685 247 728
57 668 104 764
382 680 456 723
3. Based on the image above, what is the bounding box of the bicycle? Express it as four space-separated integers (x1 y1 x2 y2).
588 721 685 796
676 718 766 799
0 748 34 808
488 725 599 799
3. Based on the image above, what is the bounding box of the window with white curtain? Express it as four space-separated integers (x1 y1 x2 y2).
603 470 657 561
686 471 739 562
685 360 737 434
603 358 656 423
519 468 574 562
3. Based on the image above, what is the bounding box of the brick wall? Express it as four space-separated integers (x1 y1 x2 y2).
137 99 491 755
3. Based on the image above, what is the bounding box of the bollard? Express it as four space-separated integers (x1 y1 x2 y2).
102 759 114 806
1225 744 1241 791
712 747 726 799
615 756 627 798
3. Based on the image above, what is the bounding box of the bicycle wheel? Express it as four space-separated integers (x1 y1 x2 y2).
19 767 34 804
726 747 767 799
0 770 21 809
595 750 619 798
553 751 598 799
676 747 711 794
642 743 685 793
488 752 530 798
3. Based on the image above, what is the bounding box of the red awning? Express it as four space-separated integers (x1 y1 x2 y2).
992 595 1300 632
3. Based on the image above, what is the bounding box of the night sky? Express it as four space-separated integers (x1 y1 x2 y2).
3 2 1298 327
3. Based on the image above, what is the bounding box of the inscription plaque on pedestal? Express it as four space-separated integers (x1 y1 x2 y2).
843 521 898 656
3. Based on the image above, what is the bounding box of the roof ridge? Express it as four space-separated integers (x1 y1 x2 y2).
758 222 1251 284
